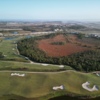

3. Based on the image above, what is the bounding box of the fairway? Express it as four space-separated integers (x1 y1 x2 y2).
0 71 100 99
0 61 72 71
0 37 28 62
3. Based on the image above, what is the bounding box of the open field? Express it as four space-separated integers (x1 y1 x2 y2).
38 34 96 57
0 71 100 99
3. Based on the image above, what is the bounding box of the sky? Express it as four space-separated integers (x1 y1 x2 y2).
0 0 100 21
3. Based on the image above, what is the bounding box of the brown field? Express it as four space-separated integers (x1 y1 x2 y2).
38 34 94 57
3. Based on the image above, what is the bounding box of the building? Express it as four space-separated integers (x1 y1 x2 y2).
0 33 3 37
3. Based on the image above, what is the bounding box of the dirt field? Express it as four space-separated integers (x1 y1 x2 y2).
38 34 90 57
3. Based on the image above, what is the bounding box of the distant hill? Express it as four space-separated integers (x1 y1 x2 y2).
67 25 87 30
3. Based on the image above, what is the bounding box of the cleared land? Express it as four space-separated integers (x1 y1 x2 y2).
38 34 92 57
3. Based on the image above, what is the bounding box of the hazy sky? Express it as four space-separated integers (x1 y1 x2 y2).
0 0 100 21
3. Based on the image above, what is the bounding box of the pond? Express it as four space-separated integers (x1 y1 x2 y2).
25 35 32 38
4 37 17 40
12 31 18 34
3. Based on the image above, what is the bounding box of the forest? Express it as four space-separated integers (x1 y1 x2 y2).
17 33 100 72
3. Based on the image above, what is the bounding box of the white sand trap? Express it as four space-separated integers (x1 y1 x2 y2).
59 65 64 68
4 55 7 57
30 61 34 64
53 85 64 90
11 73 25 77
12 48 15 50
82 82 98 92
96 73 100 76
42 64 49 66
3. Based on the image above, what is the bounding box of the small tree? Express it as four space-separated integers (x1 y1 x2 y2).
0 52 4 58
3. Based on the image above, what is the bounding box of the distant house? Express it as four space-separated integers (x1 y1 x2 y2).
12 31 18 34
0 33 3 36
54 29 63 32
70 32 79 34
90 34 100 38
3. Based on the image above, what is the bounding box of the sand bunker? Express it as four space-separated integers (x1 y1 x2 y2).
41 64 49 66
59 65 64 68
11 73 25 77
96 73 100 76
53 85 64 90
82 81 98 92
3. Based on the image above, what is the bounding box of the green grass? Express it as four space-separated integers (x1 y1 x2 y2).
0 61 71 71
0 37 27 62
0 71 100 99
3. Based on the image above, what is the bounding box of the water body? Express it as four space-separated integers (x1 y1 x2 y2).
26 35 32 38
12 31 18 34
4 37 17 40
49 95 100 100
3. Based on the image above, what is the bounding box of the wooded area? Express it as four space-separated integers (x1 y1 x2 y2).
17 34 100 72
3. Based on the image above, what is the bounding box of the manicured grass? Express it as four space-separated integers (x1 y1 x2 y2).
0 37 27 62
0 71 100 99
0 61 71 71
